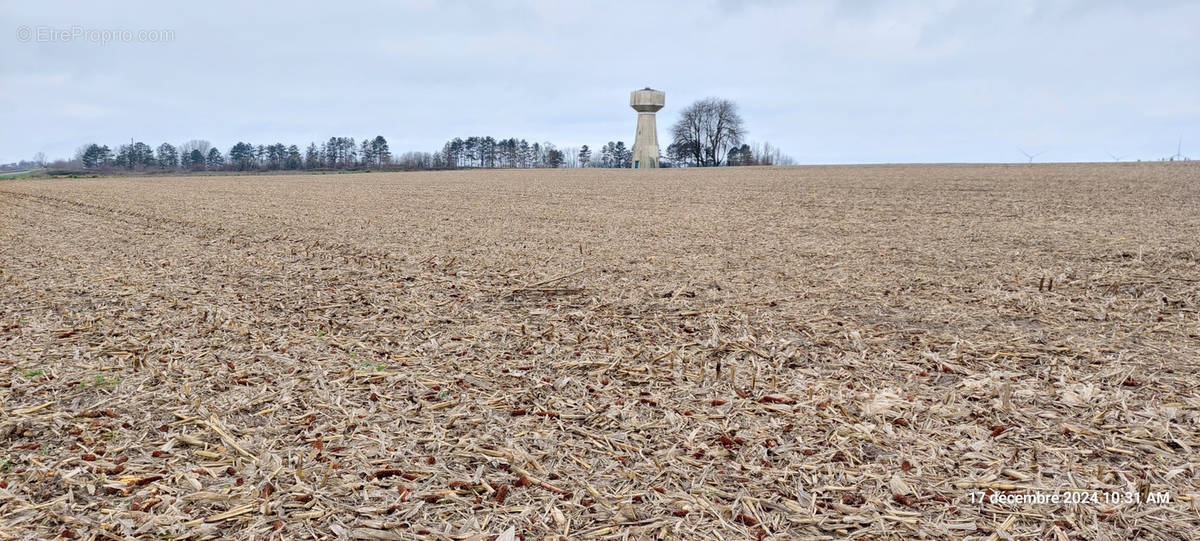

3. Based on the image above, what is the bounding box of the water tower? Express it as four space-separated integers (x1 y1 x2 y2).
630 87 664 168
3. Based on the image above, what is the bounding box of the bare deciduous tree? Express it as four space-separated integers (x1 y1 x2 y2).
179 140 212 158
670 98 745 166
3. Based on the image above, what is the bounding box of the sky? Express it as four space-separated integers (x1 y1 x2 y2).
2 0 1198 165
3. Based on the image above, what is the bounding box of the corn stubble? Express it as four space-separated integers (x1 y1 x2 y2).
1 163 1198 539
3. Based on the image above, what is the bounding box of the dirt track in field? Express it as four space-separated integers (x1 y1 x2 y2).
2 164 1199 540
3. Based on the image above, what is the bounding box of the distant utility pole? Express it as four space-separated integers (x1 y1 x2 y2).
1170 137 1185 161
1017 147 1046 164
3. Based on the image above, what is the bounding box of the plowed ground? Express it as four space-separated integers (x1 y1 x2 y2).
2 164 1198 539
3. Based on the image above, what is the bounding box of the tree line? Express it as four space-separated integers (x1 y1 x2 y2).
76 137 395 172
71 136 648 172
63 97 791 172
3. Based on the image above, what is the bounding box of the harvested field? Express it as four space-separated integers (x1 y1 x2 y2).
2 163 1199 539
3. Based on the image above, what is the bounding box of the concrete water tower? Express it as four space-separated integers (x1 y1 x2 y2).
630 87 664 168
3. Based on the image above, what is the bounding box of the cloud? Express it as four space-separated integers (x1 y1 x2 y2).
1 0 1197 164
53 103 115 119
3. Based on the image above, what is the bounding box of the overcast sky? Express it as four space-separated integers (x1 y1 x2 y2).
2 0 1198 165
